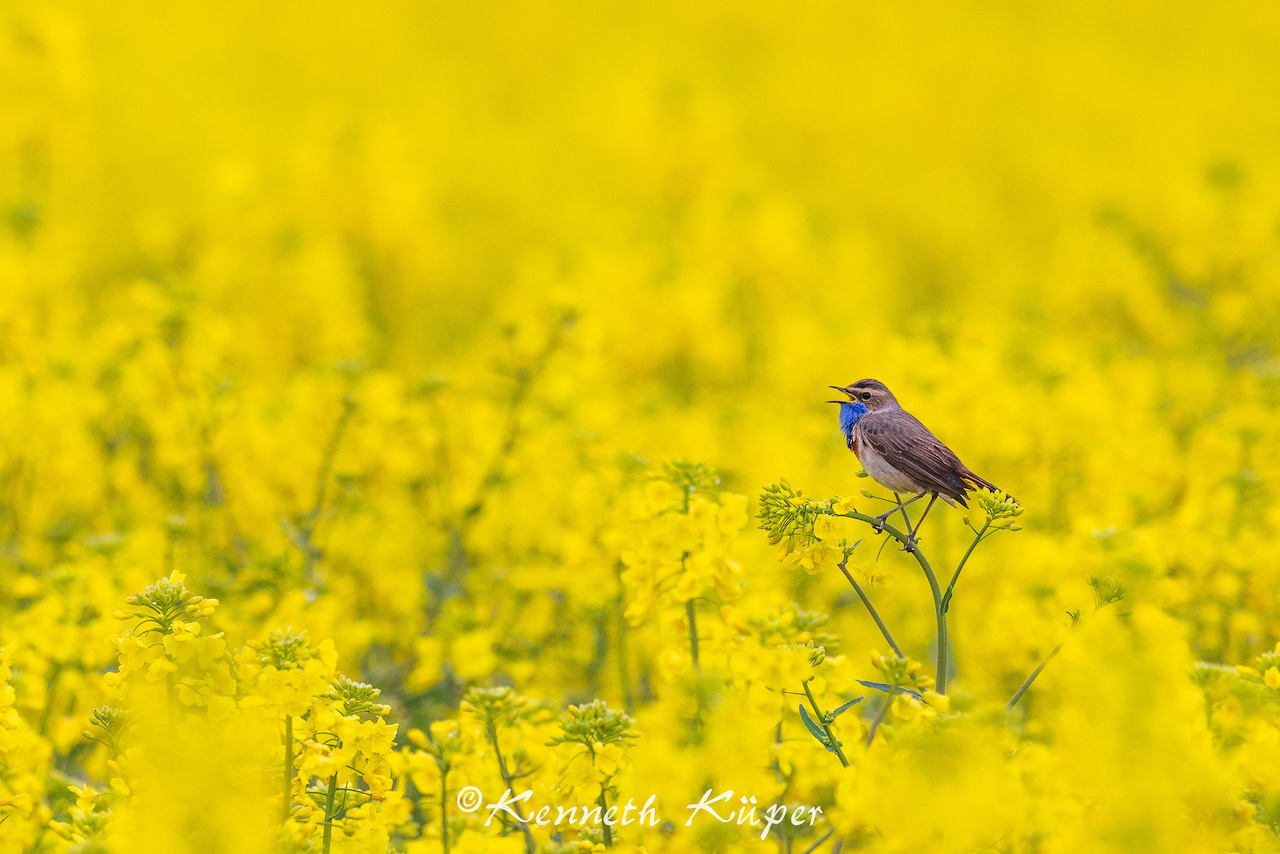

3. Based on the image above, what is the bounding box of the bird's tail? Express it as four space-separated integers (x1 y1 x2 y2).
962 469 1014 503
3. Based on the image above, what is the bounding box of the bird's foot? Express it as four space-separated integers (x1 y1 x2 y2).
898 536 919 553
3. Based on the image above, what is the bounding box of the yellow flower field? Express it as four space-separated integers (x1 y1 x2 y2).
4 1 1280 852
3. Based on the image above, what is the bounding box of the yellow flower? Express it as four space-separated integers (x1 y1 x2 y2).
145 657 179 681
0 793 34 818
562 753 603 801
813 514 851 541
672 569 703 602
860 565 895 588
783 541 842 574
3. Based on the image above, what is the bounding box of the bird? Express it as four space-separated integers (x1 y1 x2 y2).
827 378 1007 549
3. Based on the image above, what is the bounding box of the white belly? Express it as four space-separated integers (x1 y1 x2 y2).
854 430 922 493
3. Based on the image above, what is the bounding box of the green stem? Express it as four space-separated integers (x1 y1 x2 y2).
440 760 450 854
801 829 835 854
835 511 948 693
802 680 849 768
686 595 705 739
38 663 63 736
616 566 633 715
302 396 357 582
598 790 613 846
166 672 178 737
941 520 990 615
461 318 568 527
1006 642 1063 712
309 397 356 528
282 715 293 823
487 724 536 854
322 774 337 854
837 557 903 657
685 598 700 669
679 491 705 738
864 697 890 747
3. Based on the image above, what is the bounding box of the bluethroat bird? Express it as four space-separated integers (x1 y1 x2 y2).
828 378 1006 549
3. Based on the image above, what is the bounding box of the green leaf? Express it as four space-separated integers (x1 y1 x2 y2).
829 696 864 719
856 680 924 701
798 705 834 753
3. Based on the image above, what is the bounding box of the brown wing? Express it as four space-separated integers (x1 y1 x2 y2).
859 410 970 503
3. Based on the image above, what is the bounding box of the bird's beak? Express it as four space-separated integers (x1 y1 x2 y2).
827 386 851 404
826 400 845 404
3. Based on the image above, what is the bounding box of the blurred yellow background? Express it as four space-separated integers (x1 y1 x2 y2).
4 1 1280 852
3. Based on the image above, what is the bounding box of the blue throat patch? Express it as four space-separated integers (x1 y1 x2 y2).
838 401 868 445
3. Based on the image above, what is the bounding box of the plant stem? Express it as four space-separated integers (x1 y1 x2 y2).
685 598 700 669
487 723 537 854
941 520 990 615
309 397 356 530
1006 642 1063 712
302 396 357 582
683 542 704 739
801 680 849 768
440 761 450 854
598 790 613 846
322 774 337 854
837 557 903 657
282 714 293 823
38 663 63 736
680 488 704 738
835 511 948 693
616 566 633 715
864 697 890 747
802 828 835 854
461 317 568 527
166 672 178 737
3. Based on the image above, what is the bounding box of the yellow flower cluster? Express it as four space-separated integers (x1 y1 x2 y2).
619 463 749 692
49 573 412 853
0 651 51 847
105 572 234 716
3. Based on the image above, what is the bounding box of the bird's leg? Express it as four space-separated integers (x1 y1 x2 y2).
893 492 917 533
872 492 923 533
901 493 939 551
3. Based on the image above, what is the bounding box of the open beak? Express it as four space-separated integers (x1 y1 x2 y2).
827 385 852 404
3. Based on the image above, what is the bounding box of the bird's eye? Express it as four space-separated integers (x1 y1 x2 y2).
860 392 871 401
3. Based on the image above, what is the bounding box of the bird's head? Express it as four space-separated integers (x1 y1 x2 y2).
827 378 899 413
